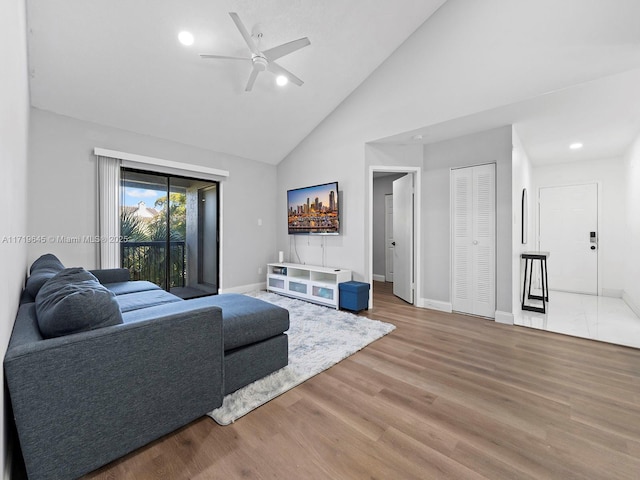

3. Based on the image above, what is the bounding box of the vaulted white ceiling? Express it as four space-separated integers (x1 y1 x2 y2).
25 0 640 166
25 0 446 164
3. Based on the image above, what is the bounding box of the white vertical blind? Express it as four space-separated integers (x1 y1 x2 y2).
97 155 121 268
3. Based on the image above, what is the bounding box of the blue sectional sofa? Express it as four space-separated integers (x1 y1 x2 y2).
4 254 289 480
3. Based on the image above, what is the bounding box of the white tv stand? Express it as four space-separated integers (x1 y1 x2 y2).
266 263 352 309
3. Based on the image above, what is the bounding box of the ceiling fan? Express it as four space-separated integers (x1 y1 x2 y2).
200 12 310 92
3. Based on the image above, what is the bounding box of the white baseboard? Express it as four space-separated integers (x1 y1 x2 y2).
219 282 266 294
622 291 640 318
494 310 514 325
416 300 513 324
372 274 386 283
601 288 623 298
418 298 452 313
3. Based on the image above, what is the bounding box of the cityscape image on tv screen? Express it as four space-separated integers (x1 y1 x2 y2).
287 182 339 235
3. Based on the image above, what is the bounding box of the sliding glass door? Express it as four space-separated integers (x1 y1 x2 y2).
120 169 219 298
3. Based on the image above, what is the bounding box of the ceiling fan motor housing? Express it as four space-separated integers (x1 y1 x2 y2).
252 54 268 71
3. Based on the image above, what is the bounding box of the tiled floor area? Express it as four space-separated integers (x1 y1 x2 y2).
514 291 640 349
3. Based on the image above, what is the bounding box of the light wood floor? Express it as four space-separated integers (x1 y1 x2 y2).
85 282 640 479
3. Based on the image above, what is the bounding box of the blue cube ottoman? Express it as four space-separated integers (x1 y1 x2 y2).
339 281 370 312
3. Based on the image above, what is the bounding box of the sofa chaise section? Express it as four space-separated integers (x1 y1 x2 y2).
172 294 290 395
101 268 291 395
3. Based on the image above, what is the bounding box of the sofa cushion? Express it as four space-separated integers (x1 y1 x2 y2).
194 294 290 351
29 253 65 274
25 254 65 298
115 289 182 313
35 267 123 338
89 268 130 285
103 280 162 296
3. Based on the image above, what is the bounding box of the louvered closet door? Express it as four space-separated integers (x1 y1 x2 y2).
452 167 474 315
451 164 496 318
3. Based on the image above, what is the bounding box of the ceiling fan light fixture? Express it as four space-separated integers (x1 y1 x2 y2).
276 75 289 86
199 12 310 92
178 31 194 46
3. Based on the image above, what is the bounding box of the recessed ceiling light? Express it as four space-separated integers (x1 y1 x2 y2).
412 134 424 141
569 142 583 150
276 75 289 87
178 31 194 46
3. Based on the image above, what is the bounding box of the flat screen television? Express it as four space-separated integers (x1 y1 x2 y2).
287 181 339 235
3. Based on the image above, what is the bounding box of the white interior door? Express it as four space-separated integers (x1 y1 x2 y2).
385 194 394 282
539 184 598 295
392 174 414 304
451 164 496 318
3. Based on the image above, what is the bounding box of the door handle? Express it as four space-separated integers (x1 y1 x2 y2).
590 245 596 250
391 241 396 246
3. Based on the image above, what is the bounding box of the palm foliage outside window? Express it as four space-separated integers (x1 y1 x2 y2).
120 192 187 288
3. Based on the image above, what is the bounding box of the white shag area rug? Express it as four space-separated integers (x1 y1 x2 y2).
208 291 395 425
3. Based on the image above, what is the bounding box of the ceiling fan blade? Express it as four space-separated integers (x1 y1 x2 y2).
245 66 260 92
267 61 304 86
199 54 251 62
229 12 260 55
263 37 310 61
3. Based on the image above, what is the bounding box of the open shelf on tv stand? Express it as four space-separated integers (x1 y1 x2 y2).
266 263 352 309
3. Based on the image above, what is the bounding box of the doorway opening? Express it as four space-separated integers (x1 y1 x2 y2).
368 166 422 308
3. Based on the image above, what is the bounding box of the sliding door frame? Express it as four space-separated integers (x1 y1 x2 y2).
120 167 220 295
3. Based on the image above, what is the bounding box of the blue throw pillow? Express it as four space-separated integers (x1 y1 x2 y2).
29 253 65 274
35 267 123 338
25 254 65 298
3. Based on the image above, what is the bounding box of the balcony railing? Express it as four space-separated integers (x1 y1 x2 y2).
121 241 185 288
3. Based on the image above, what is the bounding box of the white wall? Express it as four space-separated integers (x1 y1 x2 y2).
422 126 513 315
27 109 278 291
512 127 534 318
276 0 623 289
0 0 29 477
532 157 627 296
623 132 640 314
275 117 364 273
